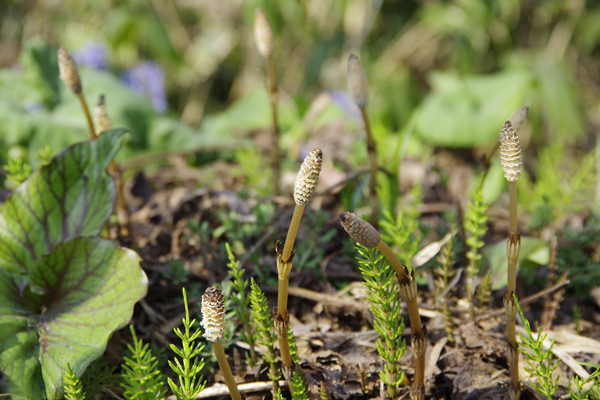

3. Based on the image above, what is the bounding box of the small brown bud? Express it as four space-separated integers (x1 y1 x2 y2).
254 8 274 58
339 212 380 248
201 286 226 343
507 232 521 266
499 121 523 182
509 106 529 131
411 324 428 358
399 272 418 302
94 95 112 135
346 54 369 108
294 149 322 205
58 47 82 94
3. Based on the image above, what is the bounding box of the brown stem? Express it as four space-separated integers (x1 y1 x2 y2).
212 341 242 400
277 276 289 321
275 312 293 373
108 160 130 237
267 54 280 195
506 180 520 398
360 107 379 229
77 93 97 139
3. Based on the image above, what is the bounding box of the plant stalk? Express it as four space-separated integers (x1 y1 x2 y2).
282 204 305 263
506 180 520 399
267 54 280 195
212 341 242 400
376 239 426 394
360 107 379 228
108 160 130 237
77 93 97 139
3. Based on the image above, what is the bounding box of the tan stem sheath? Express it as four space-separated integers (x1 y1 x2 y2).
360 107 379 228
282 204 305 263
212 341 242 400
275 314 293 371
277 277 289 319
267 54 280 195
77 93 97 139
509 181 518 239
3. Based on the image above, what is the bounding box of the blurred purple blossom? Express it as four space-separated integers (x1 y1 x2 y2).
329 90 361 121
121 61 168 113
72 42 108 70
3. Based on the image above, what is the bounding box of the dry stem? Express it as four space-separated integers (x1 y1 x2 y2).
267 54 280 195
212 341 242 400
360 107 379 228
506 180 520 398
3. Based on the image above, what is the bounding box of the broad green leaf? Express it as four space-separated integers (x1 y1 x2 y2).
0 237 147 400
414 69 533 147
482 236 550 290
0 130 126 274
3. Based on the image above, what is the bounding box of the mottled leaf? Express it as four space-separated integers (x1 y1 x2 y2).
0 130 126 274
0 237 147 400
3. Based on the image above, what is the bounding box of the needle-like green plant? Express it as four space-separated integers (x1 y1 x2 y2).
356 245 406 398
514 294 559 399
168 288 206 400
464 171 489 309
225 243 257 365
3 156 32 187
63 364 85 400
250 278 280 397
434 236 456 343
121 325 165 400
290 371 309 400
340 211 427 399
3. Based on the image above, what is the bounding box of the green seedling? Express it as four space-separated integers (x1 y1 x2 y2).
250 278 280 397
63 364 84 400
356 245 406 398
514 294 559 399
465 171 489 308
340 212 427 399
225 242 258 365
0 131 147 400
168 288 207 400
434 235 456 343
121 325 165 400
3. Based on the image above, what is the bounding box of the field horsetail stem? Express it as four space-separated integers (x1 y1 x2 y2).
94 95 131 238
201 286 242 400
276 149 322 379
347 54 379 229
340 212 427 399
254 8 281 195
500 107 526 400
58 47 97 140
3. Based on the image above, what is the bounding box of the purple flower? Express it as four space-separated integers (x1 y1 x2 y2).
329 90 362 120
72 42 108 70
121 61 168 113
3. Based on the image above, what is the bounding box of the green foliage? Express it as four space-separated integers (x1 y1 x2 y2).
80 359 118 399
162 259 191 286
291 371 309 400
168 288 206 400
0 130 147 400
63 364 85 400
36 145 53 167
213 203 275 253
295 210 336 271
232 146 273 197
225 242 257 365
519 144 597 230
380 184 423 271
121 325 165 400
3 156 32 187
249 278 280 394
356 245 406 398
464 171 490 295
570 365 600 400
515 294 559 398
288 326 300 364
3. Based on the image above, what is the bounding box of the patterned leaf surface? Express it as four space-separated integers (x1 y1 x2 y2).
0 129 126 274
0 238 147 399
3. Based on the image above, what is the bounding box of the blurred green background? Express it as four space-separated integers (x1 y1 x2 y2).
0 0 598 205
